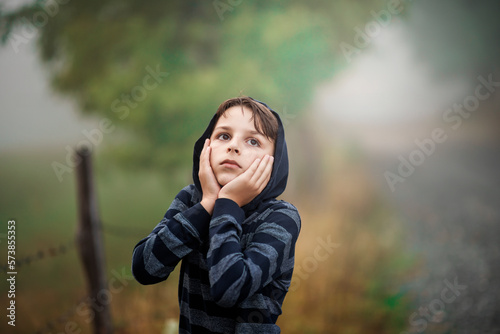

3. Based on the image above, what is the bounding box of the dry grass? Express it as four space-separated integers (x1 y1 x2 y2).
275 142 418 333
107 154 417 334
0 146 419 334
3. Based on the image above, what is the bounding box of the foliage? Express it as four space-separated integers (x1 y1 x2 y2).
1 0 384 170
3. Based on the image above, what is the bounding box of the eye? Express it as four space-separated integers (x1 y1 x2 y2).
217 133 230 141
247 138 260 147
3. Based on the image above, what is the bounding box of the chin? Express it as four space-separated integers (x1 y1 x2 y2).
216 173 237 187
216 177 232 187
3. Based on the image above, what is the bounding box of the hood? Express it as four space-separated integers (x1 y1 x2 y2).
192 97 289 212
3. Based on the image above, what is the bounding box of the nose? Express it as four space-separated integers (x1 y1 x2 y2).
226 140 240 154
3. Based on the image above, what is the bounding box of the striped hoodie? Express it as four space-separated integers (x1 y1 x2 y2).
132 99 301 333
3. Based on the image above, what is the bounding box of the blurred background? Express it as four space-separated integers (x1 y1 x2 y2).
1 0 499 333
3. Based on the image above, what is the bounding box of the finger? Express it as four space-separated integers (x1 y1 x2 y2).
200 139 206 160
255 155 273 187
205 146 213 170
251 155 270 181
262 156 274 185
201 139 210 165
199 140 212 179
243 157 261 179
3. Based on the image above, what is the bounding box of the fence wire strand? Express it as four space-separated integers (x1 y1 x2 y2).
0 239 75 273
1 217 148 333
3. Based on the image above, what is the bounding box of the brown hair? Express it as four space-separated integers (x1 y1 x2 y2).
214 96 278 142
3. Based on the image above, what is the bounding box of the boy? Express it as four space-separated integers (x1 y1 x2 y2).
132 96 301 333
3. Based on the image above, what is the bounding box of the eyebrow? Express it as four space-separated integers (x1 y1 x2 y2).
213 125 264 137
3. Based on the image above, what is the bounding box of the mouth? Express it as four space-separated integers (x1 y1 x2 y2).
221 159 241 169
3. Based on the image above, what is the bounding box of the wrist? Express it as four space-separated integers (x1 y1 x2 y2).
200 197 216 215
218 191 240 207
212 198 246 224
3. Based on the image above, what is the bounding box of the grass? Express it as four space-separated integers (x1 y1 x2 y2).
0 146 419 333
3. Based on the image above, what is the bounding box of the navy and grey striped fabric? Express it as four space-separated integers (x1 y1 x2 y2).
132 184 300 333
133 98 300 333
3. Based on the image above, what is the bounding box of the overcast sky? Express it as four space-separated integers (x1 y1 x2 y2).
0 39 98 150
0 0 97 150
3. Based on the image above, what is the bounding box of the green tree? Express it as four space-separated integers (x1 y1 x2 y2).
1 0 385 171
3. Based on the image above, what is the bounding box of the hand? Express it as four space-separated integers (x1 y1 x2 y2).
199 139 220 214
218 155 274 207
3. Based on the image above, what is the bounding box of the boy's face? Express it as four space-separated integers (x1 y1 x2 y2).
209 106 275 186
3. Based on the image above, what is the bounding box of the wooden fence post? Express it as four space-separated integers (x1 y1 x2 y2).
75 147 113 334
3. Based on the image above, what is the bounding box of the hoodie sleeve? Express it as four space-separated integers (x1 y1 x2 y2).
132 185 211 285
206 198 301 307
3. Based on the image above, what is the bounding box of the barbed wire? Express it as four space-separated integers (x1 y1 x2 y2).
0 220 150 272
0 239 75 273
1 219 150 332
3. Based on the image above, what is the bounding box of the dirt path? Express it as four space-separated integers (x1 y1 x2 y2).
369 140 500 333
